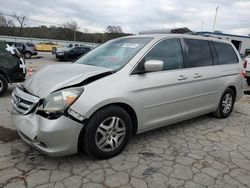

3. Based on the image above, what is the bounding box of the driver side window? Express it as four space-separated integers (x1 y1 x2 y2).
144 38 184 71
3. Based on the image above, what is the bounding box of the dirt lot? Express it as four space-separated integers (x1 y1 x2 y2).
0 52 250 188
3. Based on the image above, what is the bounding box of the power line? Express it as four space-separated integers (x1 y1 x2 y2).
0 12 64 27
0 12 92 33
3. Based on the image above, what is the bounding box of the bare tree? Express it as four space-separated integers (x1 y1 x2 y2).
106 26 114 33
0 13 15 27
6 19 15 27
116 26 123 33
106 25 123 33
63 21 79 41
0 16 7 27
13 12 28 36
63 21 78 31
83 28 88 33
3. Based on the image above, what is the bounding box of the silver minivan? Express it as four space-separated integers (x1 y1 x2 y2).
11 34 245 159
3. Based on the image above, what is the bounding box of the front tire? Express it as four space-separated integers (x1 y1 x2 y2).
83 105 132 159
213 88 235 118
0 74 8 97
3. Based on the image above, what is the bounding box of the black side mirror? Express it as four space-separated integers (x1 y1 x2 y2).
131 61 146 75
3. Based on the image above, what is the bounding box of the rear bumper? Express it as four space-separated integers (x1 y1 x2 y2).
31 51 38 56
12 111 83 157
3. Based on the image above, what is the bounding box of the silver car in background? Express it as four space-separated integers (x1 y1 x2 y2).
11 34 245 159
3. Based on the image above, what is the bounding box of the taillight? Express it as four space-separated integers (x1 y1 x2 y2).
243 60 248 69
240 70 246 77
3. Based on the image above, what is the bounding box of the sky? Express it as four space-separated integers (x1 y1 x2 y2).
0 0 250 35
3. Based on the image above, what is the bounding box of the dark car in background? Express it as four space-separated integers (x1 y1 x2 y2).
0 41 26 96
56 46 91 61
7 42 38 59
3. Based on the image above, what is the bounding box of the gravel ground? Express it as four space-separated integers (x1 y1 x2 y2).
25 52 70 72
0 53 250 188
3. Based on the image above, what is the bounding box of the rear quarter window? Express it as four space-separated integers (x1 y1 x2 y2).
213 42 238 64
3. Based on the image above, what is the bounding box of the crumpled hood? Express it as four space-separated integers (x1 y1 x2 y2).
23 64 112 98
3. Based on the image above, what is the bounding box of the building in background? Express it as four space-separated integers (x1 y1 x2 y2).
197 31 250 57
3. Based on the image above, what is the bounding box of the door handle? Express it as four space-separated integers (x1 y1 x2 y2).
193 73 202 78
177 75 188 81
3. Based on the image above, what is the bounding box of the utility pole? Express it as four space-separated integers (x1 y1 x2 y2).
74 29 76 41
201 21 204 31
73 26 79 41
212 6 219 32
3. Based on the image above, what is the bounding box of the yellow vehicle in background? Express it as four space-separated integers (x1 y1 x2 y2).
35 42 63 52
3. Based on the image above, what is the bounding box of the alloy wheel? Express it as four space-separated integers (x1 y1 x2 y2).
222 93 233 114
95 117 126 152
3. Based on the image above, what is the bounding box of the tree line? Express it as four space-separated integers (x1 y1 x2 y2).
0 13 132 43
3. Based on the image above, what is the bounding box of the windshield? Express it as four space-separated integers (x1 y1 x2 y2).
74 37 152 70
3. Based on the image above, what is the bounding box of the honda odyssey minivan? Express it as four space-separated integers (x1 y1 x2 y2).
11 34 245 159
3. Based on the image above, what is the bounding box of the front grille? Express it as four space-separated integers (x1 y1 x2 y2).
12 86 40 115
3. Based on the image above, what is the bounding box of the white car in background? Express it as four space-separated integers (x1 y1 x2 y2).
244 56 250 85
52 43 89 55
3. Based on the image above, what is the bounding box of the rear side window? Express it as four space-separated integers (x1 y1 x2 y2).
185 39 213 67
144 38 183 71
213 42 238 64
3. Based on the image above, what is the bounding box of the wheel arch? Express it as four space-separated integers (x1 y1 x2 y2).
88 102 138 135
111 102 138 135
0 69 10 83
77 102 139 152
228 85 237 99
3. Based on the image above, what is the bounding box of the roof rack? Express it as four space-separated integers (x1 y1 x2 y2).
139 27 195 35
196 32 224 40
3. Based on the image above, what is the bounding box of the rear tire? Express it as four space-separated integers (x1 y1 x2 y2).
0 74 8 97
83 105 132 159
24 52 31 59
213 88 235 119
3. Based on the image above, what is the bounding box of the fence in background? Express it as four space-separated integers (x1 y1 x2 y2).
0 35 100 48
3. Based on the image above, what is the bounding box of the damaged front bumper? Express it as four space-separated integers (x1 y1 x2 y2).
11 86 84 157
11 110 83 157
